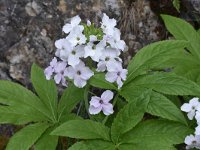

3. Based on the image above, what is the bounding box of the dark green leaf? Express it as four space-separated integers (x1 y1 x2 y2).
58 83 84 120
120 120 192 149
161 15 200 59
111 90 151 143
31 64 58 122
51 120 110 141
6 123 49 150
125 40 188 83
147 92 187 125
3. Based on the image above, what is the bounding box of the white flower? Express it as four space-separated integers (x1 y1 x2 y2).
96 48 121 72
67 26 86 46
66 45 85 67
105 62 128 89
54 61 68 87
62 15 82 34
101 13 116 36
84 42 104 62
195 111 200 125
55 39 74 61
181 97 200 120
55 39 72 58
185 134 200 149
87 20 91 26
196 125 200 135
106 28 126 51
44 57 58 80
89 90 114 116
89 35 98 42
65 61 94 88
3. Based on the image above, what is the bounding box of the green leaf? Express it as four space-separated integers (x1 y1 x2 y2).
147 91 187 125
31 64 58 122
161 15 200 59
51 120 110 141
68 142 89 150
6 123 49 150
125 40 188 83
172 0 180 12
0 105 44 125
58 83 84 121
85 140 116 150
34 127 58 150
131 72 200 96
111 90 151 143
0 80 51 121
89 73 117 90
120 120 193 149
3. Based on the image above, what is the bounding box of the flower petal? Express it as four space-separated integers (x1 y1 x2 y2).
102 103 114 116
89 105 102 115
101 90 114 102
90 96 101 107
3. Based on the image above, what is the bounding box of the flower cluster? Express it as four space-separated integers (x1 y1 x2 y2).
44 14 128 88
181 97 200 149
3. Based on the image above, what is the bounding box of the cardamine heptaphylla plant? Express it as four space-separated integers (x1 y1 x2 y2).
0 14 200 150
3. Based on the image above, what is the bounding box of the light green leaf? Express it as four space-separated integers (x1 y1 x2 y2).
58 83 84 120
31 64 58 122
34 127 58 150
89 73 118 90
120 120 193 149
51 120 110 141
172 0 180 12
147 91 187 125
111 90 151 143
125 40 188 83
131 72 200 96
161 15 200 59
0 80 50 121
6 123 49 150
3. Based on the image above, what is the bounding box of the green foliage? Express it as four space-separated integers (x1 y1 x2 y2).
51 120 110 141
111 90 150 143
6 123 49 150
0 64 83 149
162 15 200 86
83 23 103 41
125 40 188 84
119 120 192 150
147 91 187 125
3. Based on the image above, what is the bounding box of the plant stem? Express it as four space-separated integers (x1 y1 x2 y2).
102 93 119 125
84 84 92 119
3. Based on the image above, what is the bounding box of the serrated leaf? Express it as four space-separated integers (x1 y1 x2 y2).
89 73 118 90
125 40 188 83
58 83 84 120
120 120 193 149
0 80 51 122
51 120 110 141
131 72 200 96
161 15 200 59
34 127 58 150
147 91 187 125
0 105 44 125
31 64 58 122
6 123 49 150
111 90 151 143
